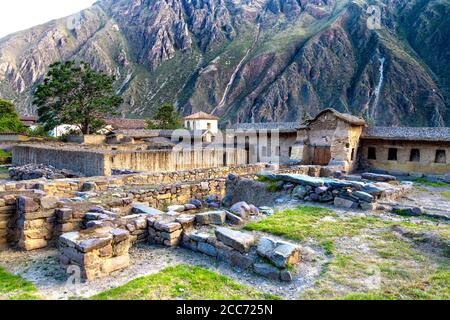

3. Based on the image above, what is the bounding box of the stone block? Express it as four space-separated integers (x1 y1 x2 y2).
253 263 280 281
154 221 182 233
101 255 130 274
225 211 244 225
40 196 59 210
334 197 357 209
132 203 164 215
17 196 39 213
352 191 375 203
198 242 218 257
195 211 226 225
176 215 195 230
56 208 73 221
215 228 255 253
167 205 185 212
21 239 48 251
269 243 301 268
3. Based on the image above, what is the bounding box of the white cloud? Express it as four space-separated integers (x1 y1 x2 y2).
0 0 96 38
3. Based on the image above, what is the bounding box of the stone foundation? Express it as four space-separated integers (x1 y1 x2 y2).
59 227 130 281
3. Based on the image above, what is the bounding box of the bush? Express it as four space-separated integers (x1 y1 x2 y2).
0 99 26 134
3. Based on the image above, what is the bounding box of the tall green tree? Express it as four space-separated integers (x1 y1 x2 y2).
146 104 183 130
34 61 123 134
0 99 26 133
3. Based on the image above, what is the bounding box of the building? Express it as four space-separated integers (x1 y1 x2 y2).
19 115 38 129
231 122 299 163
184 112 219 134
360 127 450 174
232 108 449 175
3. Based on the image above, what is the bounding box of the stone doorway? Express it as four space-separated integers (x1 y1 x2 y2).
312 146 331 165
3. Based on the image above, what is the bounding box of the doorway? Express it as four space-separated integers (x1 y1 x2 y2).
312 146 331 165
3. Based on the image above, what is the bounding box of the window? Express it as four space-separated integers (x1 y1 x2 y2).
409 149 420 162
351 148 355 161
289 147 293 158
435 150 447 164
276 146 281 157
207 123 212 130
368 147 376 160
388 148 398 161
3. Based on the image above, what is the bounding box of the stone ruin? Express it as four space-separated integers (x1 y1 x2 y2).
8 164 84 181
0 163 418 283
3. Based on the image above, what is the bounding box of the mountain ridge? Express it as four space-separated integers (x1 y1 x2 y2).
0 0 448 127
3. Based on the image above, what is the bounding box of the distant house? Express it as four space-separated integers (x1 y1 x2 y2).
19 115 39 130
184 112 219 134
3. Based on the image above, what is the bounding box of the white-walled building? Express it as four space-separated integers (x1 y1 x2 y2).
184 112 219 134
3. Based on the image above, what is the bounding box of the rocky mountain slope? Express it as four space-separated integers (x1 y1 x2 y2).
0 0 448 127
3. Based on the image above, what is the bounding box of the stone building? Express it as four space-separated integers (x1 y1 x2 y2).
292 109 366 171
232 108 449 175
360 127 450 175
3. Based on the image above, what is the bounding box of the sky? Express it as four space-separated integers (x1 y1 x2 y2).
0 0 96 38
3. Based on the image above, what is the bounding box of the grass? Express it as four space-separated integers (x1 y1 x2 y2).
415 178 450 187
256 176 283 192
0 150 11 165
244 205 450 300
0 167 8 180
0 267 41 300
441 191 450 199
245 206 391 254
92 265 281 300
302 229 450 300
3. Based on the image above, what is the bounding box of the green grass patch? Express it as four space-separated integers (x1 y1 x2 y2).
0 150 11 165
441 191 450 199
0 166 9 180
415 178 450 187
0 267 40 300
245 206 389 242
92 265 280 300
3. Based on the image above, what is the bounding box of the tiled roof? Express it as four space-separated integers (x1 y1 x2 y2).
231 122 301 133
105 118 147 130
111 129 174 138
362 127 450 142
184 112 219 120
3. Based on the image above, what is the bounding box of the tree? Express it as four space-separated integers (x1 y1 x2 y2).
146 104 183 130
0 99 26 133
33 61 123 135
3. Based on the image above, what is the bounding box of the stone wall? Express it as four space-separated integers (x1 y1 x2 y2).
13 144 247 177
0 164 268 197
13 145 108 176
106 148 247 174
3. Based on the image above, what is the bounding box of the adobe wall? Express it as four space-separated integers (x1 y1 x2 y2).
13 145 108 176
106 148 247 174
360 139 450 175
12 145 248 177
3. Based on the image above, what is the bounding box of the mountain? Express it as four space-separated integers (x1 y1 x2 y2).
0 0 448 127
